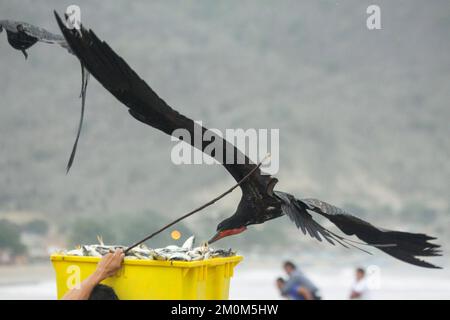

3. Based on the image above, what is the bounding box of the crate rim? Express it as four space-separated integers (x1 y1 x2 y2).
50 253 243 268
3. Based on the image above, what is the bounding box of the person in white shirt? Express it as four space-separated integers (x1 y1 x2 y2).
350 267 371 300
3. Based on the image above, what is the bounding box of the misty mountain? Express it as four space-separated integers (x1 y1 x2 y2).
1 0 449 254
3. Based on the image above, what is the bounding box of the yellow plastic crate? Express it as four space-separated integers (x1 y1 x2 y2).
50 254 242 300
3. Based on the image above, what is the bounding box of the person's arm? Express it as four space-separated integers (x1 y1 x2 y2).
62 249 125 300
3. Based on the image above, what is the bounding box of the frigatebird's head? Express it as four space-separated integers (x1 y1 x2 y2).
208 216 247 244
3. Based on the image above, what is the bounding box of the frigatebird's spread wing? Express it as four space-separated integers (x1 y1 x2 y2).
275 192 441 268
0 19 89 173
300 198 442 268
0 20 69 58
54 12 276 196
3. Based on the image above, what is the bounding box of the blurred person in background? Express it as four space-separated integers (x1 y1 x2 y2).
62 249 124 300
279 261 321 300
349 267 371 300
277 277 314 300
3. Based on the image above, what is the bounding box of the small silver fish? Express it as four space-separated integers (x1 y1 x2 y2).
182 236 195 251
62 234 236 261
65 248 83 256
82 245 102 257
169 252 192 261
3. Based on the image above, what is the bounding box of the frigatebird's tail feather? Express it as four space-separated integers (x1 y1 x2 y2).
66 62 89 173
300 198 442 269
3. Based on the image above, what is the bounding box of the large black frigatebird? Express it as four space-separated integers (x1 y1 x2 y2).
52 12 441 268
0 19 90 172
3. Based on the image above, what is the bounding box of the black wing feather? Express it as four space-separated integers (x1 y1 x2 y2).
276 191 350 248
54 12 275 193
301 198 442 269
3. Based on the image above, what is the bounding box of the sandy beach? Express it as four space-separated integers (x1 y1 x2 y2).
1 262 449 300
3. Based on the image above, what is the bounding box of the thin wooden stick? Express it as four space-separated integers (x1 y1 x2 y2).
124 155 270 253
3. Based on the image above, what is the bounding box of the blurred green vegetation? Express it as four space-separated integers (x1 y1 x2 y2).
22 219 49 235
62 199 447 251
0 219 27 255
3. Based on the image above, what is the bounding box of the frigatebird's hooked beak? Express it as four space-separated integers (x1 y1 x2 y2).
207 232 222 245
208 227 247 244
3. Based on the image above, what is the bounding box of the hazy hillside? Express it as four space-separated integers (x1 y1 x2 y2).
1 1 449 258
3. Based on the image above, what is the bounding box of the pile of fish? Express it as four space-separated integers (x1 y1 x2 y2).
60 236 236 261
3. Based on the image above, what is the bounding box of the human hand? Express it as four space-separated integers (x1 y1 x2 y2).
94 249 125 282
